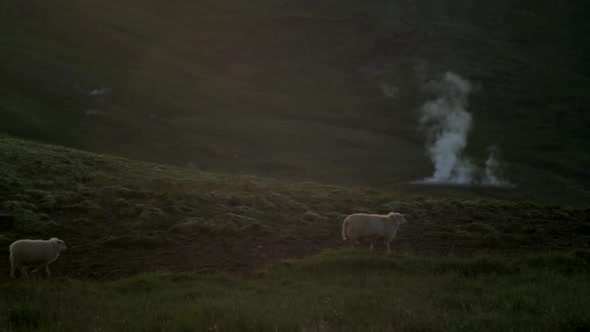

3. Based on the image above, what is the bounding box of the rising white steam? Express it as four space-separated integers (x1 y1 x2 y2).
415 71 513 187
420 72 473 183
380 83 399 99
482 145 511 186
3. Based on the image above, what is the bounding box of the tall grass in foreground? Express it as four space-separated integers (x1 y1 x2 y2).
1 250 589 331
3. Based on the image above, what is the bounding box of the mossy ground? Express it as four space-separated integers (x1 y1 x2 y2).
0 138 589 330
0 138 588 279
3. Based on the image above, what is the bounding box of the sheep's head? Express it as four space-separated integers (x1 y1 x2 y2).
399 213 407 224
389 212 407 224
50 238 67 252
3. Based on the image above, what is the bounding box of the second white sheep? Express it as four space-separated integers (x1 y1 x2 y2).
342 212 407 253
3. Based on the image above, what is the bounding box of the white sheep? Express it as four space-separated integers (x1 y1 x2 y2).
342 212 407 253
9 237 67 278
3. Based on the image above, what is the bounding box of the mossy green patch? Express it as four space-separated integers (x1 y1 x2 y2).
1 250 588 331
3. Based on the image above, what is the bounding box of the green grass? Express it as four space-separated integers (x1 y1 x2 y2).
0 137 588 277
1 250 589 331
0 136 589 330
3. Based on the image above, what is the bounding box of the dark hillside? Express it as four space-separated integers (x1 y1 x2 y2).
0 138 588 279
1 0 589 203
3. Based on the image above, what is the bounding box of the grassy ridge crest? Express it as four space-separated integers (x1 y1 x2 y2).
0 137 588 279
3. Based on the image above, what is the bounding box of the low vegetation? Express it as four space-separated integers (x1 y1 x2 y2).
0 138 589 330
1 250 589 331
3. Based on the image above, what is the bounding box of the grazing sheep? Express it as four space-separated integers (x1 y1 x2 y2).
342 212 407 253
9 238 67 278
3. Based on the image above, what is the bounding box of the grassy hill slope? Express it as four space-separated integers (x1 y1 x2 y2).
0 138 588 279
0 138 589 330
1 0 589 203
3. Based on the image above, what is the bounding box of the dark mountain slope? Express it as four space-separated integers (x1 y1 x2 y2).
1 0 589 203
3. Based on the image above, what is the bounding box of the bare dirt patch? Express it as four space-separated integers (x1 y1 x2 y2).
3 209 588 281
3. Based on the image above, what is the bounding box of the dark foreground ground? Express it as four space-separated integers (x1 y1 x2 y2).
2 204 588 280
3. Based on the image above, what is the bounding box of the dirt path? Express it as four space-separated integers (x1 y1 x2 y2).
2 213 588 280
57 237 346 280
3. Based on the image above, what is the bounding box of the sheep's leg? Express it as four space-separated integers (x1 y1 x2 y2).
385 242 391 254
369 242 375 250
34 263 51 276
20 266 28 277
32 263 45 274
10 264 16 278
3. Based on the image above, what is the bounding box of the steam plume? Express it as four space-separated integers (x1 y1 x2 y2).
482 146 511 186
415 71 512 187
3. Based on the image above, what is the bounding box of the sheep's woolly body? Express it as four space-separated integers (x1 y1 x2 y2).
9 238 67 278
342 212 407 253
